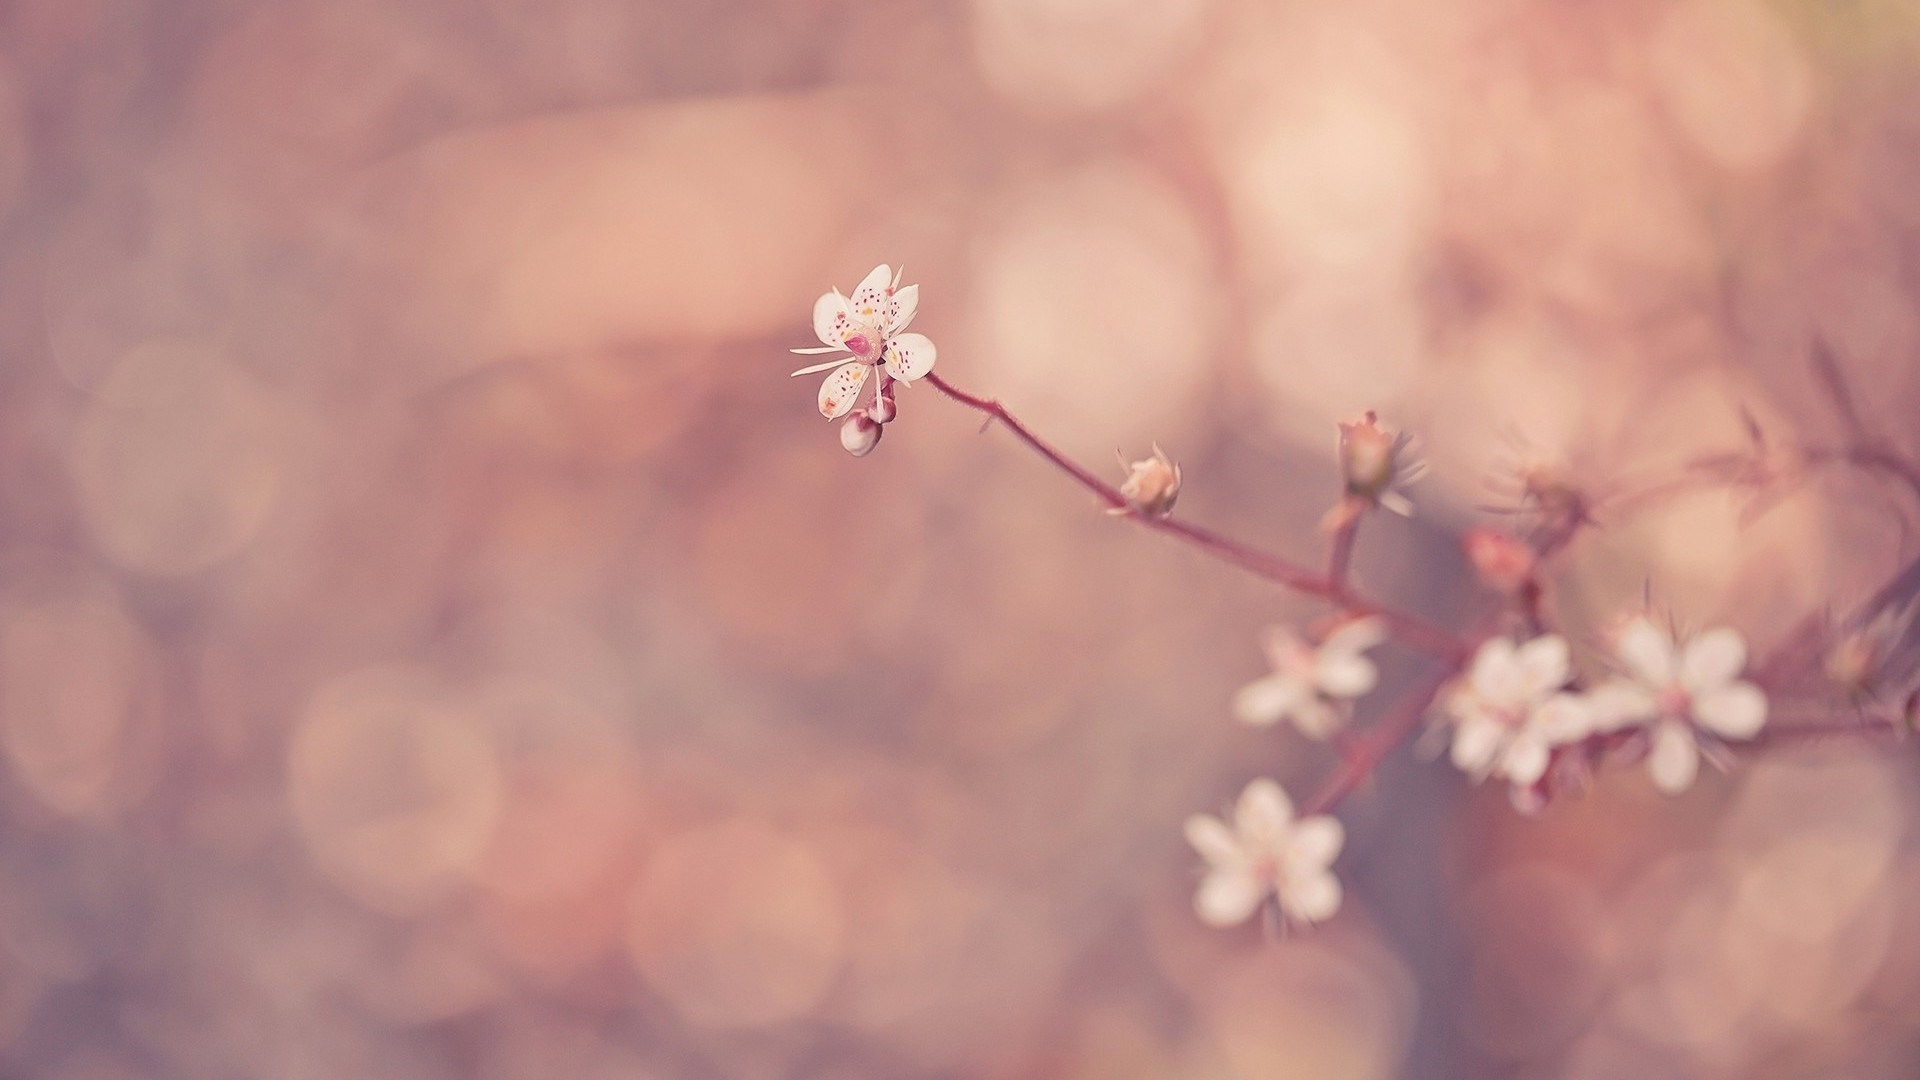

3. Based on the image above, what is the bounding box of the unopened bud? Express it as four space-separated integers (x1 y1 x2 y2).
868 394 897 424
1465 529 1535 593
1824 629 1882 696
1338 412 1397 496
1336 411 1422 515
1113 444 1181 517
840 410 883 457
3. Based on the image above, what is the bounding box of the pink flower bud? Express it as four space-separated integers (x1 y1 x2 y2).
1464 529 1535 593
868 393 897 425
840 410 883 457
1824 628 1882 696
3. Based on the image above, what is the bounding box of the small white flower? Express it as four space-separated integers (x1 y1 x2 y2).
1184 778 1344 929
790 264 937 420
1444 635 1590 787
1588 617 1768 795
1232 618 1386 739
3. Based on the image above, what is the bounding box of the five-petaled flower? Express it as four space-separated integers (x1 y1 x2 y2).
1443 635 1589 787
1587 617 1767 795
791 263 937 420
1184 778 1344 929
1233 617 1386 739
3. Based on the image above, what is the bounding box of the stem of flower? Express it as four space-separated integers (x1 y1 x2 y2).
1748 712 1907 747
1298 652 1466 817
921 372 1469 660
1327 513 1360 596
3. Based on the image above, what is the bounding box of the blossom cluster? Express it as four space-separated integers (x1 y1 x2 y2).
790 264 936 456
786 264 1877 940
1441 617 1767 802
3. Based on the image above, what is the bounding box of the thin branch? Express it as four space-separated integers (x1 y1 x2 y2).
1749 713 1907 748
1299 653 1465 816
1804 443 1920 507
1327 514 1360 594
923 372 1468 660
1811 338 1868 441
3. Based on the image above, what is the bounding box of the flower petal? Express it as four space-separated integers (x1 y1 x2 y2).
1234 778 1295 842
1536 693 1593 743
883 332 937 383
1232 674 1306 728
1501 733 1550 786
1694 682 1767 739
1280 868 1343 924
848 264 892 323
1679 627 1747 695
813 290 853 348
1286 815 1345 871
1617 617 1676 686
1195 869 1265 927
1290 696 1344 741
1184 814 1244 870
1585 680 1657 732
1322 617 1388 658
1469 638 1520 701
1648 722 1699 794
1517 635 1572 697
885 283 919 336
817 361 870 420
1379 490 1415 517
1450 715 1503 776
1316 653 1378 700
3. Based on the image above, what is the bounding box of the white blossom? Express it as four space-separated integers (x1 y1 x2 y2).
790 264 937 420
1184 778 1344 929
1587 617 1768 795
1232 618 1386 739
1444 635 1590 787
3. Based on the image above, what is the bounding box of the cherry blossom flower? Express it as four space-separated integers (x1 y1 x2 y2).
1587 617 1767 795
790 264 937 420
1111 445 1181 517
1184 778 1344 929
1443 635 1590 787
1232 618 1386 739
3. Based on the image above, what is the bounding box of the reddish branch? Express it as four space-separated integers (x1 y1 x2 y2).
921 353 1920 817
923 372 1466 660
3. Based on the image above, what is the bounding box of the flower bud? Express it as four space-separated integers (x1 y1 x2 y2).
839 410 882 457
1824 628 1883 697
1464 529 1535 593
1335 411 1423 516
1338 412 1398 496
868 393 897 425
1114 444 1181 517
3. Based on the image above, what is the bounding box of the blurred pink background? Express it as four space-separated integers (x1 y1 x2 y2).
1 0 1920 1076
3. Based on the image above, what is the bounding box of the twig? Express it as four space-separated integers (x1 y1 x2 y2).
1327 514 1360 596
922 372 1468 660
1299 652 1467 816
